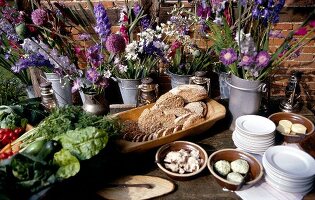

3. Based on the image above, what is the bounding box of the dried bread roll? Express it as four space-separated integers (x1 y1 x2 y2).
291 123 307 134
138 108 176 134
184 101 207 117
152 93 185 110
182 114 205 130
169 84 208 103
163 107 192 117
174 113 192 126
206 103 215 119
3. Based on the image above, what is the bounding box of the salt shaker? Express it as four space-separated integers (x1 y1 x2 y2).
40 82 58 111
137 77 159 107
189 71 211 96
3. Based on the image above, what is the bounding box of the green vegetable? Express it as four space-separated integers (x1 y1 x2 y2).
53 149 80 179
0 105 27 129
56 127 108 160
22 139 47 156
36 140 62 162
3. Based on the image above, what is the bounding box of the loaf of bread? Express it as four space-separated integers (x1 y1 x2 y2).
184 101 207 117
121 85 214 142
169 84 208 103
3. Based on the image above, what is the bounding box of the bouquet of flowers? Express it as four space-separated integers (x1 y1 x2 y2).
108 2 168 79
204 0 315 80
161 4 213 76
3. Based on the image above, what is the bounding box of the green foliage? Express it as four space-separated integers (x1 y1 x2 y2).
0 76 27 106
56 127 108 160
53 149 80 179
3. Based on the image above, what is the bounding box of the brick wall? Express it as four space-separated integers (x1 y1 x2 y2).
50 0 315 108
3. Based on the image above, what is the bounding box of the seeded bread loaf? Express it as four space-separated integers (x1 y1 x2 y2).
138 108 176 134
169 84 208 103
163 107 192 117
182 114 205 130
184 101 207 117
151 93 185 110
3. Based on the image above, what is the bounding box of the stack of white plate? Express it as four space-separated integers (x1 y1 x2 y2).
232 115 276 155
263 146 315 193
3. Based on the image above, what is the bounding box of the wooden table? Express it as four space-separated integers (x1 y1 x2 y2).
41 101 315 200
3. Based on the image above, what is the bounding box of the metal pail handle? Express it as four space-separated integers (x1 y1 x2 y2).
224 76 267 93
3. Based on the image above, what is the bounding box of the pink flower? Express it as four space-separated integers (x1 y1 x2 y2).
309 20 315 28
31 8 48 26
294 27 308 36
0 0 6 7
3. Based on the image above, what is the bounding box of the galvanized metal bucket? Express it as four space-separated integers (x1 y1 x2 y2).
116 78 141 105
44 73 72 107
166 69 192 88
226 74 266 130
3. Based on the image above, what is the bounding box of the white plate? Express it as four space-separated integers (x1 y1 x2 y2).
233 132 274 149
236 115 276 135
262 156 315 183
264 146 315 178
265 175 313 193
235 128 275 140
234 131 275 147
264 166 314 187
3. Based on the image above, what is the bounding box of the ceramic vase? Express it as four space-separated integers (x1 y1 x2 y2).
44 72 72 107
82 91 109 116
227 74 266 130
116 78 141 105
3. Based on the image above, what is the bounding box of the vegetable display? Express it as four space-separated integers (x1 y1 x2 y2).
0 106 121 199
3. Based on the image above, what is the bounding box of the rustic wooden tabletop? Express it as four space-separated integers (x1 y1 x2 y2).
38 100 315 200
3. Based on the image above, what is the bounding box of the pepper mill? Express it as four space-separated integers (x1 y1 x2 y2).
279 71 303 112
189 71 211 96
40 82 58 111
137 77 159 107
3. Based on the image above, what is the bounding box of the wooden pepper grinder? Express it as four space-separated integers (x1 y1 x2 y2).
137 77 159 107
40 82 58 112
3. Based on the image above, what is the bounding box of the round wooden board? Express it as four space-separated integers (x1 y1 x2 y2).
97 175 175 200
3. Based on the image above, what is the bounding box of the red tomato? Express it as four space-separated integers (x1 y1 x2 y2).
0 129 5 135
14 127 24 136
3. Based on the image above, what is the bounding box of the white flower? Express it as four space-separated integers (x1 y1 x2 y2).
192 50 200 57
104 70 112 78
118 64 128 73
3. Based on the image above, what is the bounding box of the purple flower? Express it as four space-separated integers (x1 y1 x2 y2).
239 54 255 67
31 9 48 26
96 76 109 89
79 33 91 41
72 78 81 93
105 34 126 54
12 53 53 73
197 4 211 19
86 67 100 83
133 2 141 16
269 30 284 38
86 45 103 68
252 6 261 19
94 3 111 41
141 15 151 29
255 51 270 68
220 48 237 65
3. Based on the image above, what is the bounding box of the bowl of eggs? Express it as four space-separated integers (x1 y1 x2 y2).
207 149 263 191
155 141 208 180
268 112 314 143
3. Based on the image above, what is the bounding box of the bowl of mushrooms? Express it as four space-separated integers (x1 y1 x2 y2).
155 141 208 180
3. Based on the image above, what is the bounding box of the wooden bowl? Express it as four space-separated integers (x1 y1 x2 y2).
114 98 226 153
155 141 208 181
207 149 263 191
268 112 314 143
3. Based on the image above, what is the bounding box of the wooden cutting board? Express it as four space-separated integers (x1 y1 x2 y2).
97 175 175 200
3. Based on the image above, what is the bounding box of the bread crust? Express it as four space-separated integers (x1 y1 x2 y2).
169 84 208 103
184 101 207 117
182 114 205 130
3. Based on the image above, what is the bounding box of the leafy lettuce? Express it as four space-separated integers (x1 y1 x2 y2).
53 149 80 179
55 127 108 160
